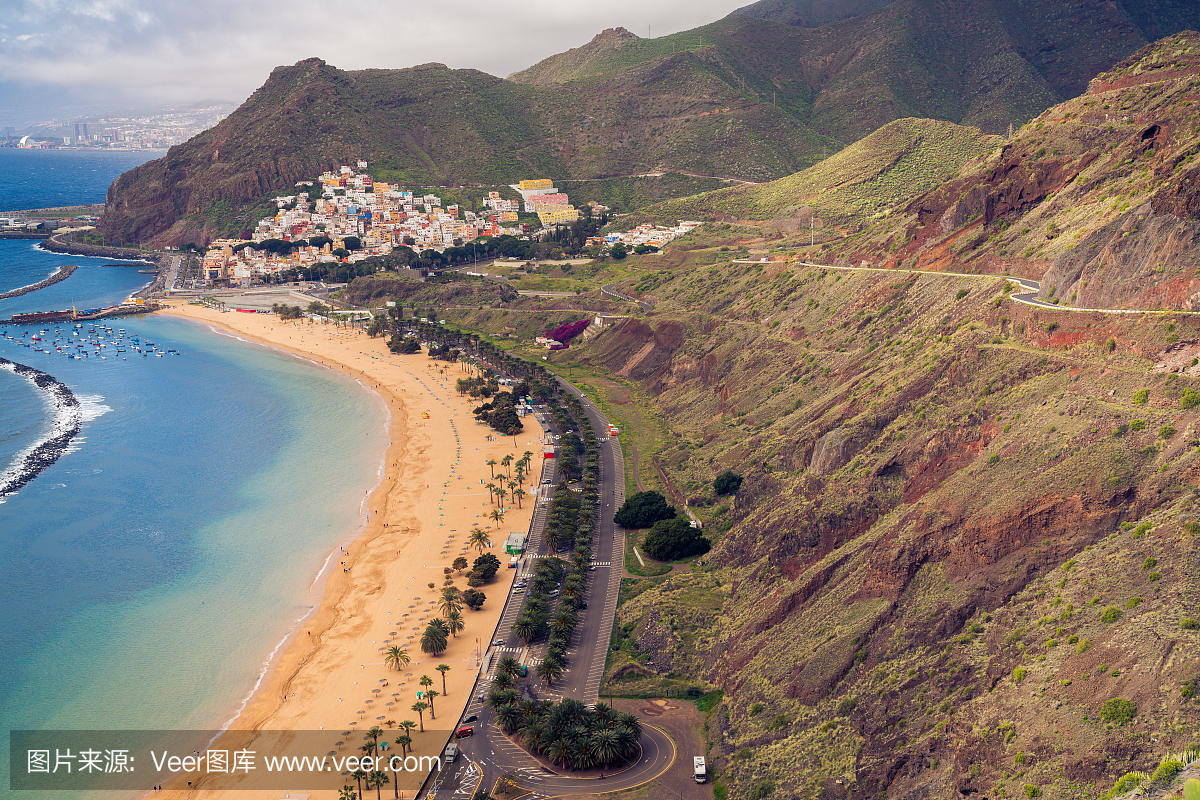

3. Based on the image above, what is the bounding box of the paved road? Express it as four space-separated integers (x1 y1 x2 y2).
432 376 653 798
601 284 651 313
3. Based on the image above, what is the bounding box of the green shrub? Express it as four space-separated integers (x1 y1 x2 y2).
837 696 858 715
1160 424 1177 439
1148 571 1162 582
1182 388 1200 409
1100 698 1137 725
1142 557 1157 570
713 471 743 495
1126 596 1143 609
1025 784 1042 798
1015 751 1027 766
1134 388 1149 405
1108 772 1146 798
1076 638 1092 654
1131 419 1146 431
1182 618 1200 630
1102 606 1123 623
956 288 969 300
1152 758 1184 784
748 702 764 716
1013 667 1028 683
748 782 775 800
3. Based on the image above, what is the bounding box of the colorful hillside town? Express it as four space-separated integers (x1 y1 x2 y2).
193 164 699 287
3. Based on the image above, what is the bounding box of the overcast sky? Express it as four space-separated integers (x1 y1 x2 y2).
0 0 740 127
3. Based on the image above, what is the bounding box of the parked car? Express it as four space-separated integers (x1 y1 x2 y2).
455 726 474 739
491 638 506 647
463 714 478 724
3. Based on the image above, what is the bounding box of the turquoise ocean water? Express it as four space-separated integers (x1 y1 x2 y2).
0 151 390 794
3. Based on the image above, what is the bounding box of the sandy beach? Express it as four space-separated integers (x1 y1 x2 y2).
158 301 542 799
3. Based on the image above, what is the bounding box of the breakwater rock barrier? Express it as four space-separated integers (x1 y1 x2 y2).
0 264 78 301
0 357 81 502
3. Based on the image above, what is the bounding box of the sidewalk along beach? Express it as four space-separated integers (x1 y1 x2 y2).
159 302 543 798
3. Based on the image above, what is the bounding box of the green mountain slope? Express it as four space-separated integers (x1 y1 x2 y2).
620 117 1002 230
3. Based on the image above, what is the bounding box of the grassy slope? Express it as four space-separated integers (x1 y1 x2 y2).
619 117 1002 228
530 248 1200 800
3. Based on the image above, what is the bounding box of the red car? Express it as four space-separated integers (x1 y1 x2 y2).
455 726 474 739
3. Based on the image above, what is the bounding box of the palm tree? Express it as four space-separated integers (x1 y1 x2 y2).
425 689 439 719
513 617 537 644
384 646 409 672
366 726 383 755
547 740 571 768
513 488 526 509
436 663 451 696
419 674 433 703
410 701 428 732
351 769 368 800
536 658 563 687
496 655 521 680
492 671 515 691
446 610 465 638
340 785 357 800
366 769 388 800
398 720 416 750
501 454 513 477
485 482 497 506
490 508 505 526
495 703 522 733
439 586 462 617
429 617 450 636
485 458 497 478
396 734 412 757
420 624 447 656
384 719 396 729
469 528 489 554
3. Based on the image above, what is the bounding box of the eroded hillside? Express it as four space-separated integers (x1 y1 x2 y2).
554 254 1200 799
838 32 1200 313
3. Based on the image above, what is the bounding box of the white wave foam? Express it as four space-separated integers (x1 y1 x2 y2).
0 360 83 502
77 393 112 422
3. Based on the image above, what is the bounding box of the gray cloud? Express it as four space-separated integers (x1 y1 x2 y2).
0 0 737 123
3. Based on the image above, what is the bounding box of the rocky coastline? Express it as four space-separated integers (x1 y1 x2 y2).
40 231 167 269
0 358 81 502
0 264 78 301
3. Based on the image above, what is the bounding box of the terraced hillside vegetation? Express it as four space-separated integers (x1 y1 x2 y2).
546 250 1200 800
100 1 1200 247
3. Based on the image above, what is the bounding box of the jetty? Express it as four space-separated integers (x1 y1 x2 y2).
0 265 78 301
0 301 165 326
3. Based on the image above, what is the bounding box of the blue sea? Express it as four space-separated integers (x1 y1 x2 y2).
0 151 389 794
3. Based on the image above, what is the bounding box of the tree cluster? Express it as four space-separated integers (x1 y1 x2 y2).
613 490 677 529
473 390 524 436
485 697 640 771
643 517 711 561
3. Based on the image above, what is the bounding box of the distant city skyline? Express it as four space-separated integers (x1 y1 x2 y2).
0 0 741 127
